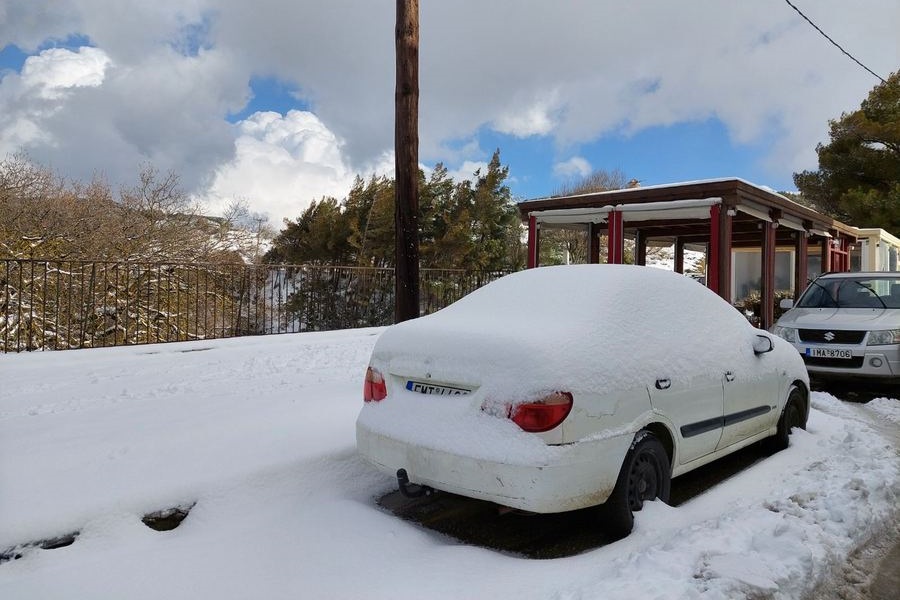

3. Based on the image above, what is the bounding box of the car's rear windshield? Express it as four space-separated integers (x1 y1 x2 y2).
798 276 900 309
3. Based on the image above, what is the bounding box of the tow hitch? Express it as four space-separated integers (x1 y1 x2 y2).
396 469 434 498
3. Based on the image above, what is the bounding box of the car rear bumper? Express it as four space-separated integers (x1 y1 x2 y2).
356 422 632 513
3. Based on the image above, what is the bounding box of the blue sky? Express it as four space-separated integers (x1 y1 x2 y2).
1 1 896 224
0 45 28 72
476 119 774 199
227 77 312 123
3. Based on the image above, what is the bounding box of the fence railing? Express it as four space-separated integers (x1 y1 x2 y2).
1 260 510 352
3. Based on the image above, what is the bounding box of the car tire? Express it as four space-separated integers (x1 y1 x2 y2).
600 431 671 540
771 385 807 452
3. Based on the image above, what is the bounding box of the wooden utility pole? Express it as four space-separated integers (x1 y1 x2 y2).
394 0 420 322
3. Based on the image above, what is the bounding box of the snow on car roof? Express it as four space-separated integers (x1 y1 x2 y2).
374 264 795 400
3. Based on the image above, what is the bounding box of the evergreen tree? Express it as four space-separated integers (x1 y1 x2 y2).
266 150 523 271
418 164 457 268
345 175 396 267
265 197 353 265
793 71 900 230
466 150 521 270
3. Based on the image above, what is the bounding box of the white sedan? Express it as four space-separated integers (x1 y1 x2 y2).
356 265 808 538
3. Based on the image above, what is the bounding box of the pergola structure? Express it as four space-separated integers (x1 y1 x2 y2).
518 178 858 330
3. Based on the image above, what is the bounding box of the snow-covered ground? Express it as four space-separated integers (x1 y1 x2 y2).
1 331 898 599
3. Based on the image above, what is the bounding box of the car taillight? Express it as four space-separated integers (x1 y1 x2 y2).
363 367 387 403
510 392 573 433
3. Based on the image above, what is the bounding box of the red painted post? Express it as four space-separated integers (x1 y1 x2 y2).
606 214 615 263
708 204 720 294
606 211 623 264
794 232 808 298
839 237 849 271
615 211 623 263
761 220 777 330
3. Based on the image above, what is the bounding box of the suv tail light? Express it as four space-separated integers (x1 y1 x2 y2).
510 392 573 433
363 367 387 402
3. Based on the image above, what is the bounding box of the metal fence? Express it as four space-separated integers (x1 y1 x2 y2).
0 260 510 352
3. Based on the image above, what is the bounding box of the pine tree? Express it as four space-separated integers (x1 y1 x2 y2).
794 71 900 230
466 150 521 270
265 197 353 265
267 150 523 271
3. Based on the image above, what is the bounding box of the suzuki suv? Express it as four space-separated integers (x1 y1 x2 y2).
773 272 900 383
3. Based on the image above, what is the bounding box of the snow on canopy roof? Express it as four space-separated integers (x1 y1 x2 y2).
522 177 790 204
520 178 859 239
530 198 722 224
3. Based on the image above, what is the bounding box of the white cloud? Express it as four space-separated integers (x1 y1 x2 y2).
21 47 110 99
199 110 354 224
0 0 897 213
1 42 244 191
0 1 82 52
492 92 560 138
553 156 592 179
0 46 111 152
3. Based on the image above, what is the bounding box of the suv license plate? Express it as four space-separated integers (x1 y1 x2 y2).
807 348 852 359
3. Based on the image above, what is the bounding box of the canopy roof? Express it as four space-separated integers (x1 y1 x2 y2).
518 178 857 243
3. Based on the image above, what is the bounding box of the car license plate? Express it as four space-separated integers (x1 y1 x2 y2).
806 348 853 359
406 380 471 395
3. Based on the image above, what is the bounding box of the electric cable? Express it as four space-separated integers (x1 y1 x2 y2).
783 0 887 84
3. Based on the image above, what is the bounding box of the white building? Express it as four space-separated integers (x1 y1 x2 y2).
852 228 900 272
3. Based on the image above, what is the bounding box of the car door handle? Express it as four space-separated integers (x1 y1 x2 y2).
725 371 735 382
655 378 671 390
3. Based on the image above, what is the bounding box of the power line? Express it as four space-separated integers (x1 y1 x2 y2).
783 0 887 84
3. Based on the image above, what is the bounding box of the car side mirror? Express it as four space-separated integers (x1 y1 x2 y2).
753 335 774 355
779 298 794 310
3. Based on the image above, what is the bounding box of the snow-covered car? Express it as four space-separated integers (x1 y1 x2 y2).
356 265 809 537
774 271 900 383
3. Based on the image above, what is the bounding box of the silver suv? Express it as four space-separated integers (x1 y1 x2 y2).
773 272 900 383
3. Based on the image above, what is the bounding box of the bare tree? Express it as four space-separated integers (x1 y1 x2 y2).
540 169 629 265
218 198 275 263
0 155 119 259
554 168 628 197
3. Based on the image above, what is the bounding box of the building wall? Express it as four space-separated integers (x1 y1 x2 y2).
855 229 900 271
731 248 795 301
730 230 900 304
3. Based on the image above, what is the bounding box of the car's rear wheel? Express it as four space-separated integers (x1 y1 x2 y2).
772 385 806 451
600 431 671 540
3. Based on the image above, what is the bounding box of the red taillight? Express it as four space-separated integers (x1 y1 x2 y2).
363 367 387 402
510 392 573 433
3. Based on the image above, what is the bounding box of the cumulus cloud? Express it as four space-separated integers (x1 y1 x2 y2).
21 46 110 98
0 0 897 212
492 91 560 138
0 46 111 151
553 156 592 180
0 1 82 52
199 110 396 225
1 41 244 191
